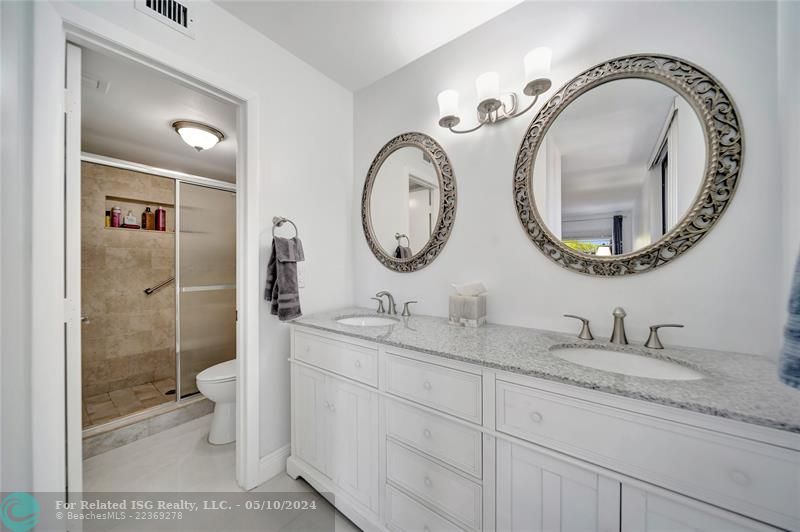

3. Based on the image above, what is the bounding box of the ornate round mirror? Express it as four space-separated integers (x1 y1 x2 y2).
514 55 743 275
362 132 456 272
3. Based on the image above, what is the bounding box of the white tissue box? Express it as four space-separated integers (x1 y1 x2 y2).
449 294 486 328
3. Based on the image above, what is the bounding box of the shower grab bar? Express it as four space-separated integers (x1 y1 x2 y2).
144 276 175 295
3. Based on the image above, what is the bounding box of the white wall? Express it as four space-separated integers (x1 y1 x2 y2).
0 0 34 492
17 0 354 489
778 1 800 303
353 1 781 356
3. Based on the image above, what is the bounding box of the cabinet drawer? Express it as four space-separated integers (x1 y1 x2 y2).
386 353 482 424
294 331 377 387
496 380 799 530
386 485 465 532
387 441 482 531
387 400 482 478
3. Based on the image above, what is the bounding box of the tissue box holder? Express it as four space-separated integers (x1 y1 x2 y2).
449 294 486 328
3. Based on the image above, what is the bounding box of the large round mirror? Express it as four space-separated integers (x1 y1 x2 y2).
362 132 456 272
534 78 705 256
514 55 743 275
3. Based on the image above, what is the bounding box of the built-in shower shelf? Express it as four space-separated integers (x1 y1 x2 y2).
104 226 175 234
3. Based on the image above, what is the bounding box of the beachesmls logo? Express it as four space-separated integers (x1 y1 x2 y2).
0 492 40 532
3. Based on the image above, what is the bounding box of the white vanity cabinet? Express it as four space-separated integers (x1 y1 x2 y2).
288 326 796 532
495 439 620 532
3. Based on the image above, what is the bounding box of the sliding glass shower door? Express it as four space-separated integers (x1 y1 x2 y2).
177 182 236 397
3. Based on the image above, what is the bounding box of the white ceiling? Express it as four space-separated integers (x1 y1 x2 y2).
215 0 522 91
81 47 237 182
548 79 678 218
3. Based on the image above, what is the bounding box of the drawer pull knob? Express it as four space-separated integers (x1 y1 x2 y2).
729 469 751 486
529 411 543 423
354 360 362 368
329 403 336 412
423 380 432 390
423 428 432 439
423 476 432 487
323 400 330 409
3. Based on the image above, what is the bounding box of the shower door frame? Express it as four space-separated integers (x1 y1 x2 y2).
34 8 264 496
81 153 237 401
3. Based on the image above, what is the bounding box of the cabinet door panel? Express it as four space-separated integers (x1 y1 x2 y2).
293 365 329 476
621 485 767 532
329 376 380 513
496 440 620 532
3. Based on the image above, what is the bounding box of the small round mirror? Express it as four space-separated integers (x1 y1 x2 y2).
362 132 456 272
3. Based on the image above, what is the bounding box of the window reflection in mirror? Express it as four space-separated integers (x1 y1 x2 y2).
369 146 440 258
533 79 705 256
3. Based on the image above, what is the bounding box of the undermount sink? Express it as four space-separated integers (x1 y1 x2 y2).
336 315 399 327
551 347 704 381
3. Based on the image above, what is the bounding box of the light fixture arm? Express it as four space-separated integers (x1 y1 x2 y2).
446 92 541 134
448 120 487 135
506 93 540 119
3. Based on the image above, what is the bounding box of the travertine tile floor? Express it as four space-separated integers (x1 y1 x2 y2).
83 415 360 531
83 378 176 427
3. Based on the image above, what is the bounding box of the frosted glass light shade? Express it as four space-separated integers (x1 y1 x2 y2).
172 120 224 151
437 89 460 119
596 245 612 256
475 71 500 103
524 47 552 82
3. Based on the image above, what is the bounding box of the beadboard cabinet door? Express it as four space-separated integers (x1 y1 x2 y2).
621 485 766 532
328 376 380 513
496 439 620 532
293 365 330 477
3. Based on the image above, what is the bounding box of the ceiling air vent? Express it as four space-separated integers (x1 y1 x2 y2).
134 0 195 38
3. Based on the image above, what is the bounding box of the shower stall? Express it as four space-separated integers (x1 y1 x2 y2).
80 158 236 429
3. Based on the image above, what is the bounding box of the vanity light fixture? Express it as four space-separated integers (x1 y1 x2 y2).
596 246 612 256
437 47 553 134
172 120 225 151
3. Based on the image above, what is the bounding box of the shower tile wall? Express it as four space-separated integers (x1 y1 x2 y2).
81 162 176 426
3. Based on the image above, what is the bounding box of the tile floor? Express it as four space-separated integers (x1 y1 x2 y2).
83 378 175 427
83 414 360 531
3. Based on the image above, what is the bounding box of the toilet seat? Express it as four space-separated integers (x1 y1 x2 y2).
197 359 237 383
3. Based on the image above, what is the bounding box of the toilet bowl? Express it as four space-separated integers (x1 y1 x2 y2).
196 359 237 444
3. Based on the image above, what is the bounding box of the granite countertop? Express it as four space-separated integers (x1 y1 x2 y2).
293 307 800 435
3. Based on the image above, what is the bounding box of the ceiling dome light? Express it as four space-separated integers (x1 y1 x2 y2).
172 120 224 151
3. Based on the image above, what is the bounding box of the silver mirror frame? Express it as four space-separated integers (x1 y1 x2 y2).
362 131 457 272
514 54 743 276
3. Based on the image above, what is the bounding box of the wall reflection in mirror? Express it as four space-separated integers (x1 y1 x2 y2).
534 79 705 256
369 146 440 258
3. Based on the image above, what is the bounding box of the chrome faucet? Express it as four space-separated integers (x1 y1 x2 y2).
610 307 628 345
375 291 397 315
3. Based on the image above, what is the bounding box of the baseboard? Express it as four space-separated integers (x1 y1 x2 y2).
257 444 291 485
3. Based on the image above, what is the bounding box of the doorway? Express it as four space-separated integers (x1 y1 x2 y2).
65 39 246 493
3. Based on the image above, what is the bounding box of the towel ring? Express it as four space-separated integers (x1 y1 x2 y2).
395 233 409 247
272 216 298 238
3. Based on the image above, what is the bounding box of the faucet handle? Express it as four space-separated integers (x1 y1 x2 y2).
563 314 594 341
645 323 684 349
402 301 418 317
370 297 386 314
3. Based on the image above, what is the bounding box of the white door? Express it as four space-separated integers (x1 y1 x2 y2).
496 440 620 532
292 365 329 477
65 42 83 496
328 376 380 513
621 485 764 532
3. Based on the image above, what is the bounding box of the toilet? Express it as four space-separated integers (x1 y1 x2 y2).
196 359 237 444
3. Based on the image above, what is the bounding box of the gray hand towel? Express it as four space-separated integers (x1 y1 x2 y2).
780 251 800 389
265 236 305 321
394 245 412 259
